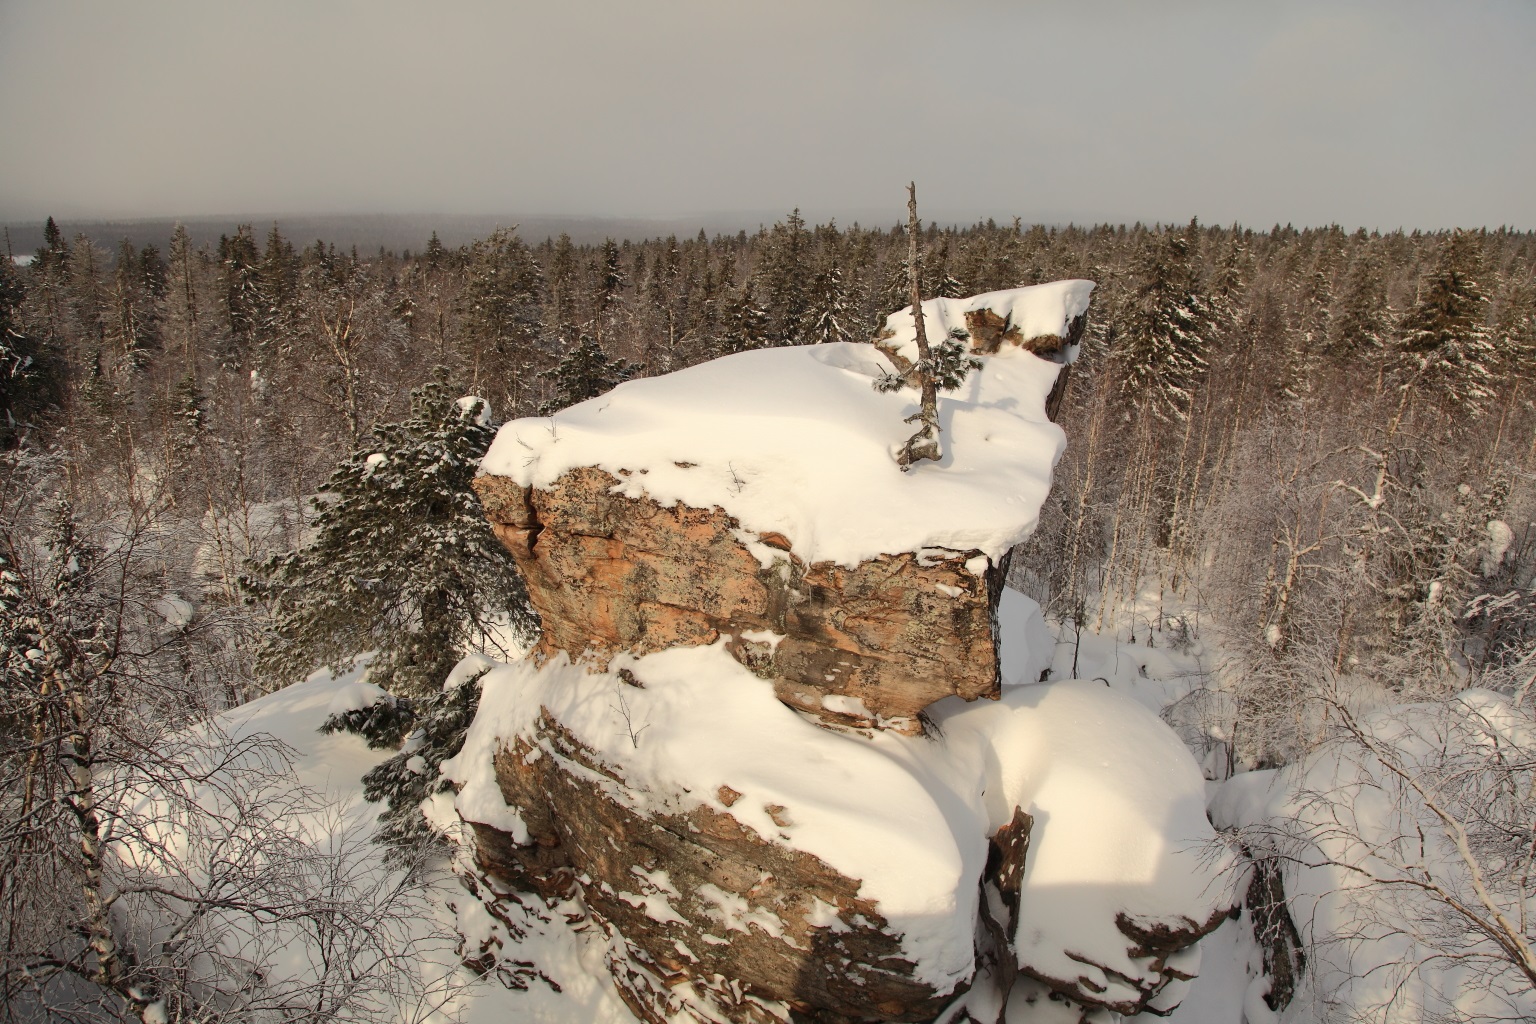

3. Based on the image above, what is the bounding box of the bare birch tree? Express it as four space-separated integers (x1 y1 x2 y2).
0 453 460 1024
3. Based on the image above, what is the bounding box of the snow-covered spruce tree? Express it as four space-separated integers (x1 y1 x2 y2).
1397 230 1497 418
458 228 544 417
538 333 638 414
246 379 533 699
1115 229 1216 424
216 225 261 372
1 254 63 447
805 260 858 346
324 665 489 853
1325 248 1389 363
753 209 811 344
930 239 968 299
719 282 770 355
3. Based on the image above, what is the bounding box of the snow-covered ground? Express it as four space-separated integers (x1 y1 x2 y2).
231 600 1536 1024
216 662 640 1024
218 591 1282 1024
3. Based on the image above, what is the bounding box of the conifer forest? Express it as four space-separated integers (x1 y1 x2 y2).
6 212 1536 1023
8 217 1536 723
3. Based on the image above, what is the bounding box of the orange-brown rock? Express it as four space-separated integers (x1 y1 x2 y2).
470 712 958 1023
473 466 1006 733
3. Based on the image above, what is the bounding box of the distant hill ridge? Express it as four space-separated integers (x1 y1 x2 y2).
1 209 1064 255
2 213 747 254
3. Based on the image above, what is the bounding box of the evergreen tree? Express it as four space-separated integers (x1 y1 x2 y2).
246 380 534 697
40 217 68 266
68 234 108 354
108 239 155 370
547 231 579 332
458 228 543 414
880 251 915 318
216 225 261 368
1210 235 1251 303
755 210 811 343
1326 249 1388 360
321 665 488 853
255 223 298 356
719 282 769 354
805 260 858 345
138 243 167 299
539 334 638 414
422 231 449 271
873 328 981 394
590 238 626 345
1115 230 1216 423
1397 231 1497 417
0 256 61 445
1492 270 1536 384
160 224 204 378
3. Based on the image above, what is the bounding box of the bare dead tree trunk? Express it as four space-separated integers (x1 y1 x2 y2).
897 183 941 469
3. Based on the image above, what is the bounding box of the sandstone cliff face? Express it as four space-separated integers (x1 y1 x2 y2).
473 466 1004 734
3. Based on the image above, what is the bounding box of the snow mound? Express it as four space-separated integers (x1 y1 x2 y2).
446 639 981 992
1225 690 1536 1024
931 680 1237 1002
480 284 1093 568
997 585 1057 686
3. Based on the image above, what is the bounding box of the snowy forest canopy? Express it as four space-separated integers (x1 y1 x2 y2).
5 215 1535 723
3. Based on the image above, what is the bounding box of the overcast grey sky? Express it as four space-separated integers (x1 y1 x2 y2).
2 0 1532 230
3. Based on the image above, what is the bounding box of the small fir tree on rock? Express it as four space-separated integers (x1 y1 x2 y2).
245 378 534 698
882 183 978 468
873 327 981 395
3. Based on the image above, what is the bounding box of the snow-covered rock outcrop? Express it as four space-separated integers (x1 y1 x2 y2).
453 284 1239 1023
475 281 1092 734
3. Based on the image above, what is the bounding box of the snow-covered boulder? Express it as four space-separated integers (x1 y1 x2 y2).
445 611 1237 1023
474 281 1093 734
454 283 1238 1023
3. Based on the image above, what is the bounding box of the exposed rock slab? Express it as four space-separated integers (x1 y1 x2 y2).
471 710 956 1023
449 284 1238 1023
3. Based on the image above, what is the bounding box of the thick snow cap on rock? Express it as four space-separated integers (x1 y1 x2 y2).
877 280 1094 367
479 281 1095 568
